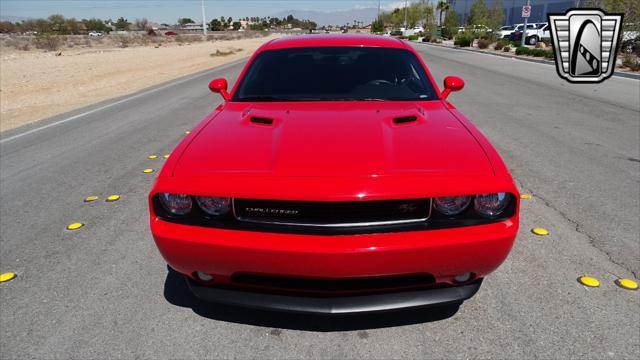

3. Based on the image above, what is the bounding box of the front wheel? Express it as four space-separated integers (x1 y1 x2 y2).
527 36 538 45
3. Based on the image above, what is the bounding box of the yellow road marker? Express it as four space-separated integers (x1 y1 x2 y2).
520 194 532 200
66 222 84 230
106 195 121 202
143 168 154 173
84 196 99 202
531 227 549 236
0 272 16 283
163 154 170 159
578 276 600 287
148 155 158 159
615 278 638 290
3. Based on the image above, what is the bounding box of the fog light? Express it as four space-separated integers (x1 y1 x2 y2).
195 271 214 282
454 272 473 283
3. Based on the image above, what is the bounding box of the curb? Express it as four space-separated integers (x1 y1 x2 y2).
413 41 640 81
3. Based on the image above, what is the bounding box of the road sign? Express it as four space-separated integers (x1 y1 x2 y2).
522 5 531 18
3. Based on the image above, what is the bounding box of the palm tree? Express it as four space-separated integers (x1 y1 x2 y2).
437 1 449 27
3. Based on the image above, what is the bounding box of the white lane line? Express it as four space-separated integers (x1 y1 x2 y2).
0 58 246 144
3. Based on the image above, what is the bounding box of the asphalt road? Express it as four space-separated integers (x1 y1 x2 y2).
1 43 638 359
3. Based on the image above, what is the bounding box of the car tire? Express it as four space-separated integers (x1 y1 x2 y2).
528 36 538 45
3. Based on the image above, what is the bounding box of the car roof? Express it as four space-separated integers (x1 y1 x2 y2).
260 34 409 51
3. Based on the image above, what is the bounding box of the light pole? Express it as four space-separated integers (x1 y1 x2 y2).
404 0 408 30
201 0 207 36
521 0 530 47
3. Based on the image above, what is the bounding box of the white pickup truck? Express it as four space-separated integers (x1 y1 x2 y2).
510 23 550 45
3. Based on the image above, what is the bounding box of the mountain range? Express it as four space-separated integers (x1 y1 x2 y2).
271 8 379 27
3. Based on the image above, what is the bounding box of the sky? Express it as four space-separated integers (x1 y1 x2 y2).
0 0 410 24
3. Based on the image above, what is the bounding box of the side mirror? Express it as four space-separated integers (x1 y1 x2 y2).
209 78 230 101
441 76 464 100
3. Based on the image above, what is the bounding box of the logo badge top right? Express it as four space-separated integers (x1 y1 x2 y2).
548 9 623 83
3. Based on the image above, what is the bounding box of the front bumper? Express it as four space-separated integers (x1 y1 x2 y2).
187 277 483 315
151 216 517 285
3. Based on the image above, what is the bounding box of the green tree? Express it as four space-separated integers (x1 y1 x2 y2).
442 9 459 39
48 14 66 33
487 0 504 32
114 17 130 31
468 0 489 26
64 18 81 34
232 21 241 31
178 18 194 26
371 18 384 33
437 1 449 26
83 18 110 33
209 19 223 31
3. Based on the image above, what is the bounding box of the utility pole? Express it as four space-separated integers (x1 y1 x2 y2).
377 0 381 19
201 0 207 36
404 0 408 30
521 0 529 47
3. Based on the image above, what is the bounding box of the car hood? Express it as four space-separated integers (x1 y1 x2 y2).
173 101 494 178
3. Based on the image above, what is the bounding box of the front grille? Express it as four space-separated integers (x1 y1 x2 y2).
233 198 431 227
231 273 437 294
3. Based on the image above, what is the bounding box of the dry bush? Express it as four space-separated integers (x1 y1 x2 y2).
34 34 64 51
210 47 243 57
115 35 131 48
621 53 640 71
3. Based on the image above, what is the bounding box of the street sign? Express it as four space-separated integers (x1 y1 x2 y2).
522 5 531 18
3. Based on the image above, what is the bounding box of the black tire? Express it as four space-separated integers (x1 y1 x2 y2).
527 36 538 45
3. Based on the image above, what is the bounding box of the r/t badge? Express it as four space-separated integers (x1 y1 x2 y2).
548 9 623 83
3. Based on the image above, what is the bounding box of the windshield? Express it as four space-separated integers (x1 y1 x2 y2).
232 47 437 102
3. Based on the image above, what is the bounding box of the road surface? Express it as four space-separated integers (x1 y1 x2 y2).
1 43 638 359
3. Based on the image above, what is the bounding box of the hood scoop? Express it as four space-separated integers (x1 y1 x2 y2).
392 115 418 125
250 116 274 125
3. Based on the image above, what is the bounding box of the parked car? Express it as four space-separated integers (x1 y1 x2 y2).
149 34 520 315
496 25 516 39
164 31 178 36
88 32 103 37
622 31 639 54
510 23 549 45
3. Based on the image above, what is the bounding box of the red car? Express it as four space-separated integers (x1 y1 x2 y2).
149 35 519 315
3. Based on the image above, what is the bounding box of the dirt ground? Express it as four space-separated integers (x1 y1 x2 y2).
0 33 281 132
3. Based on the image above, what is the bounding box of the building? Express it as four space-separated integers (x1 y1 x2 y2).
449 0 579 26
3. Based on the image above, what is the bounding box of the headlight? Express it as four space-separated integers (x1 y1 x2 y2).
474 193 509 217
196 196 231 216
433 196 472 215
159 193 192 215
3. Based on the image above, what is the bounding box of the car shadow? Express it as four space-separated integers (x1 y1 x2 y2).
163 267 460 331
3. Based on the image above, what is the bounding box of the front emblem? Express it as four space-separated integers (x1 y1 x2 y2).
548 9 623 83
398 203 418 213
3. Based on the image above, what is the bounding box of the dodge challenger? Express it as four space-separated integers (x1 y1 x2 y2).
149 35 519 315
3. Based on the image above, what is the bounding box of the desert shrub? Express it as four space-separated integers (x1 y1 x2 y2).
408 34 419 41
510 40 522 48
477 39 490 49
421 34 432 42
118 35 131 48
210 47 242 57
503 46 511 52
34 34 64 51
621 53 640 71
494 42 504 50
541 38 552 47
515 46 530 55
454 32 474 47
